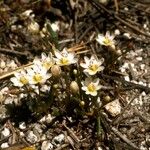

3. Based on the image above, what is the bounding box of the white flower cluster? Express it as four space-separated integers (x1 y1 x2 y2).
80 55 104 96
79 31 116 97
10 48 77 92
10 46 105 97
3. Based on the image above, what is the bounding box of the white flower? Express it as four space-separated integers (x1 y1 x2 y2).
80 55 104 75
27 65 51 85
96 31 115 48
33 52 55 71
10 70 29 87
54 48 77 66
81 78 101 96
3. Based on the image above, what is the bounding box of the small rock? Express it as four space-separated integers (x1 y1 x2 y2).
45 114 53 124
51 21 60 32
122 62 129 69
26 131 38 143
140 64 145 70
41 141 53 150
20 132 25 137
104 99 122 117
114 29 120 35
141 91 146 96
1 143 9 149
1 127 10 137
124 7 129 11
136 57 142 61
52 134 65 146
124 76 130 82
19 122 26 130
138 81 144 85
123 33 131 39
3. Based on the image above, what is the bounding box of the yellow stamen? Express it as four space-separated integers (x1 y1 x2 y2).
60 57 69 65
87 83 96 92
43 62 53 69
20 76 28 85
89 64 98 72
33 74 42 83
103 38 111 45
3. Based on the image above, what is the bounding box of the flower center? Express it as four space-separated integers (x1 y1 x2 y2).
20 76 28 85
43 61 53 69
89 64 99 72
60 57 69 65
87 83 96 92
33 74 42 83
103 38 111 45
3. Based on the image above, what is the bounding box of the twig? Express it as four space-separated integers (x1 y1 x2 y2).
0 47 28 56
101 74 150 93
114 0 119 13
0 63 33 80
74 0 79 43
58 39 75 44
63 121 80 143
88 0 150 38
111 127 139 150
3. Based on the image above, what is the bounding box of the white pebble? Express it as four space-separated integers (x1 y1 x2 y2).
26 131 38 143
20 131 25 137
51 21 60 32
143 24 147 29
45 114 53 124
1 143 9 149
124 76 130 82
136 57 142 61
141 92 146 96
104 99 122 117
122 62 129 69
1 128 10 137
19 122 26 130
41 141 53 150
98 147 103 150
123 33 131 39
9 60 17 69
124 7 129 11
143 82 147 86
114 29 120 35
140 64 145 70
39 116 46 123
139 81 144 85
120 67 125 73
130 63 134 68
53 134 65 145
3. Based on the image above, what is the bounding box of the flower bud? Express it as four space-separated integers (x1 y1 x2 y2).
51 65 61 77
53 84 59 89
104 95 111 102
70 81 79 94
73 69 78 75
80 101 85 107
